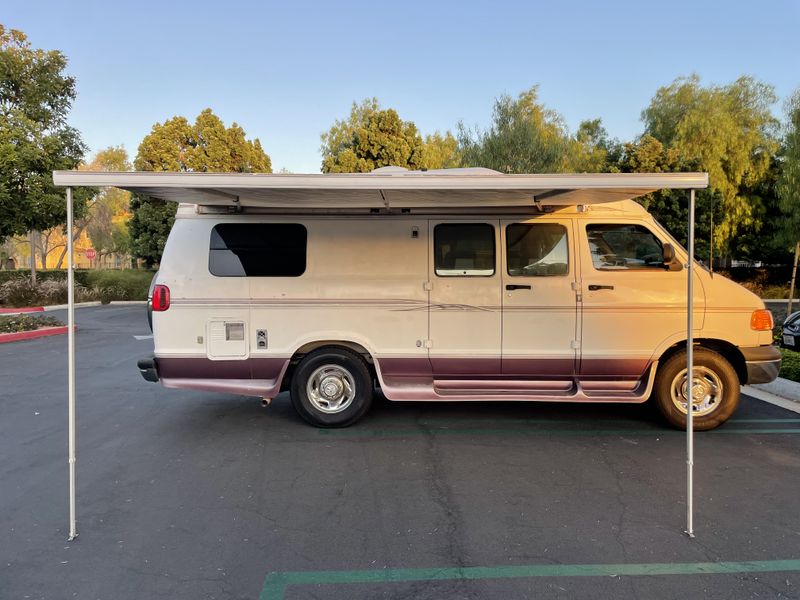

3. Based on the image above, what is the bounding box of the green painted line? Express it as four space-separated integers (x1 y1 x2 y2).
734 419 800 423
319 426 800 438
363 417 800 427
260 559 800 600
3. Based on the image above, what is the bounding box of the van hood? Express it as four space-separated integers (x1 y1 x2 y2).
703 271 764 310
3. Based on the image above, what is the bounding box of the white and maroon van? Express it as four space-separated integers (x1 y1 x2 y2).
103 167 779 430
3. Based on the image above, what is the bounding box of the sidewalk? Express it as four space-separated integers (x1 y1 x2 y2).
744 377 800 415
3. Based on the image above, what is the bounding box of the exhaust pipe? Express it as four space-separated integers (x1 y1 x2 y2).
261 397 272 408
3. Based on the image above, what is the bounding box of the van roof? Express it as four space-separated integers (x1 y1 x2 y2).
52 168 708 210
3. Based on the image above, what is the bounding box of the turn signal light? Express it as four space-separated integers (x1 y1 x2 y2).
750 309 773 331
152 285 170 312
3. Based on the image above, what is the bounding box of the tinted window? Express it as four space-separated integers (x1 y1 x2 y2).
506 223 569 276
586 224 665 270
209 224 307 277
434 224 495 276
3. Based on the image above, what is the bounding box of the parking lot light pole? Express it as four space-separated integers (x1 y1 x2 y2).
686 188 695 538
67 186 77 541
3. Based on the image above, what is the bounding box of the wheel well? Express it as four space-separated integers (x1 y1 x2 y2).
281 341 376 392
658 339 747 384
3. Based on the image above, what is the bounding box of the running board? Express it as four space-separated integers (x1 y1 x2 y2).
378 362 658 403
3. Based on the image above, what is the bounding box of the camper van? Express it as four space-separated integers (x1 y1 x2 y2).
131 168 780 430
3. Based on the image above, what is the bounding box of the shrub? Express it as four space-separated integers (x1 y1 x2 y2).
0 314 64 334
780 349 800 383
0 270 155 306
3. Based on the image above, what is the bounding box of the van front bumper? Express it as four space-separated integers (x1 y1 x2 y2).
137 356 160 383
740 345 782 384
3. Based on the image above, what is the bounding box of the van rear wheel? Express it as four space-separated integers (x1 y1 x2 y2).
653 348 739 431
290 347 373 427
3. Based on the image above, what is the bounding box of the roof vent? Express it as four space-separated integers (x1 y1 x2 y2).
370 166 409 174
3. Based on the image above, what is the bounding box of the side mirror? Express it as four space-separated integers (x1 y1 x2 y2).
662 243 683 271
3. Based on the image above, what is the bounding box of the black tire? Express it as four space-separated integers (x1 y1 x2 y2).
290 347 373 427
652 348 740 431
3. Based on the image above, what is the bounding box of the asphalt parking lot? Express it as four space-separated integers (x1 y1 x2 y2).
2 305 800 599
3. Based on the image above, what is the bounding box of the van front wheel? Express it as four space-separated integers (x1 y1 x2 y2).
653 348 739 431
290 348 373 427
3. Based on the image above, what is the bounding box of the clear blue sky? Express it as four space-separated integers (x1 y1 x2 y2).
5 0 799 173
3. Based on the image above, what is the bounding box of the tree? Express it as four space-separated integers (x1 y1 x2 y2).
82 147 132 266
0 25 89 281
321 99 425 173
457 86 573 173
571 119 621 173
320 99 460 173
616 133 731 262
129 109 272 265
421 131 461 170
642 75 779 254
776 89 800 251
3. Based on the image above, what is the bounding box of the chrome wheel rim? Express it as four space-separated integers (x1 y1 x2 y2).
306 364 356 414
669 366 723 417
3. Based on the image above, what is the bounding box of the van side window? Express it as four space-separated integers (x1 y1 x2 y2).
586 224 665 270
506 223 569 276
434 224 495 276
209 224 307 277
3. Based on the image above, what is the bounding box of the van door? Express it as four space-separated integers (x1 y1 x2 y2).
428 221 501 376
578 221 705 379
501 219 578 377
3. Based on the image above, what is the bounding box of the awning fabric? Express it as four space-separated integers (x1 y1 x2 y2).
52 168 709 209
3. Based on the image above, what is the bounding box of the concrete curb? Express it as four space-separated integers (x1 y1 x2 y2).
0 306 44 314
109 300 147 305
751 377 800 402
1 301 104 316
0 325 72 344
42 301 102 312
743 385 800 415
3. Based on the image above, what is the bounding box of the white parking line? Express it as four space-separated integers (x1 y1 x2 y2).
133 335 153 340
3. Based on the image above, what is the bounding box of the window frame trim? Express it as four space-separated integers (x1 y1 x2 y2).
433 222 497 278
504 222 571 278
584 222 670 273
208 222 308 278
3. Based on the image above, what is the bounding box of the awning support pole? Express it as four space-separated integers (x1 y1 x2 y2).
686 188 695 538
67 186 77 541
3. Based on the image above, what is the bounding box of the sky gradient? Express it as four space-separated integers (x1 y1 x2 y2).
5 0 799 173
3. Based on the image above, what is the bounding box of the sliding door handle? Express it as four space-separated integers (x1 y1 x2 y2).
588 284 614 291
506 284 532 291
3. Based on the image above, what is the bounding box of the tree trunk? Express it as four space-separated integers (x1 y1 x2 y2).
788 242 800 316
29 231 37 285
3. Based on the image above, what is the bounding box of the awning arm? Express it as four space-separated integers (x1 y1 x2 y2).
67 186 77 541
686 188 695 538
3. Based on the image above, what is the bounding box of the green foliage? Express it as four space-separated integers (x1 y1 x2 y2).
422 131 461 169
321 99 425 173
0 269 154 306
0 277 90 306
129 108 271 265
0 314 63 333
571 119 621 173
83 269 153 301
776 89 800 250
642 75 779 253
0 25 90 241
780 349 800 383
457 86 574 173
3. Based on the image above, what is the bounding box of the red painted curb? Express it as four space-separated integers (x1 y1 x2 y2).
0 325 73 343
0 307 44 314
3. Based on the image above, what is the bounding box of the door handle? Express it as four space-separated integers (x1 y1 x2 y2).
588 284 614 291
506 284 532 291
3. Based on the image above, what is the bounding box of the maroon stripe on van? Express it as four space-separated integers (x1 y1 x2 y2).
157 357 288 380
579 358 651 378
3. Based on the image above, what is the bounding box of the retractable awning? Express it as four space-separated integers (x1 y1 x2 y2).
52 167 708 541
52 168 708 208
